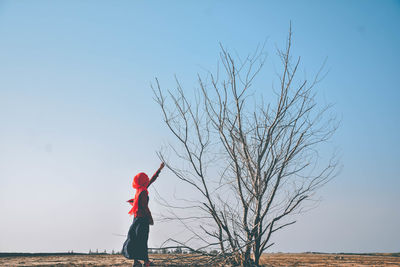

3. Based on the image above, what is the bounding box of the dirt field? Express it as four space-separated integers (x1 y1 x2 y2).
0 253 399 266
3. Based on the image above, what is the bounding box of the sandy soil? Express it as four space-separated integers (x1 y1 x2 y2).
260 253 400 267
0 253 399 266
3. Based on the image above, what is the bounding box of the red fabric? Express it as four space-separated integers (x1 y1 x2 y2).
128 172 149 216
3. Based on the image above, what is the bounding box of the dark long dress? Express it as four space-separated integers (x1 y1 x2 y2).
122 216 149 260
122 192 151 261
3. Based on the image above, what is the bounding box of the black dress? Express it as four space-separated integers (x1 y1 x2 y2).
122 217 149 260
122 192 150 261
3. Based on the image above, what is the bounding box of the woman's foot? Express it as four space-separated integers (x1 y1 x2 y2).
133 260 142 267
144 261 154 267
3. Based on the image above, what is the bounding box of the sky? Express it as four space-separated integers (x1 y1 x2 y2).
0 0 399 254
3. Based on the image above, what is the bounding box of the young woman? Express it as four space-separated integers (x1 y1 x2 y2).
122 162 165 267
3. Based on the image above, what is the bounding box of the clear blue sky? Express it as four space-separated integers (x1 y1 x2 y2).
0 0 399 253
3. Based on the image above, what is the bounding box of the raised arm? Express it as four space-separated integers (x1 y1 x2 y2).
148 162 165 188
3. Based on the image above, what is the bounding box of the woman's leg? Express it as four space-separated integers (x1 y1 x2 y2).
132 259 142 267
144 260 153 266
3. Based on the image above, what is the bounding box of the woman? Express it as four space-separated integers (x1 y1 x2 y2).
122 162 165 267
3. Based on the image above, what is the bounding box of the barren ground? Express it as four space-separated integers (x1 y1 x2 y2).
0 253 399 266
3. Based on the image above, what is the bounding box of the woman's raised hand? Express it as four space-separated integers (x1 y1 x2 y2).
159 162 165 171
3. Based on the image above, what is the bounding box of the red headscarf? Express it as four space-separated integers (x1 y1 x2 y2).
127 172 150 216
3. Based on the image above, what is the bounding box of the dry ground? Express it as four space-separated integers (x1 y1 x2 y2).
0 253 399 266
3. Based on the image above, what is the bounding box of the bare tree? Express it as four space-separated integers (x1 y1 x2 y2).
152 26 338 266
